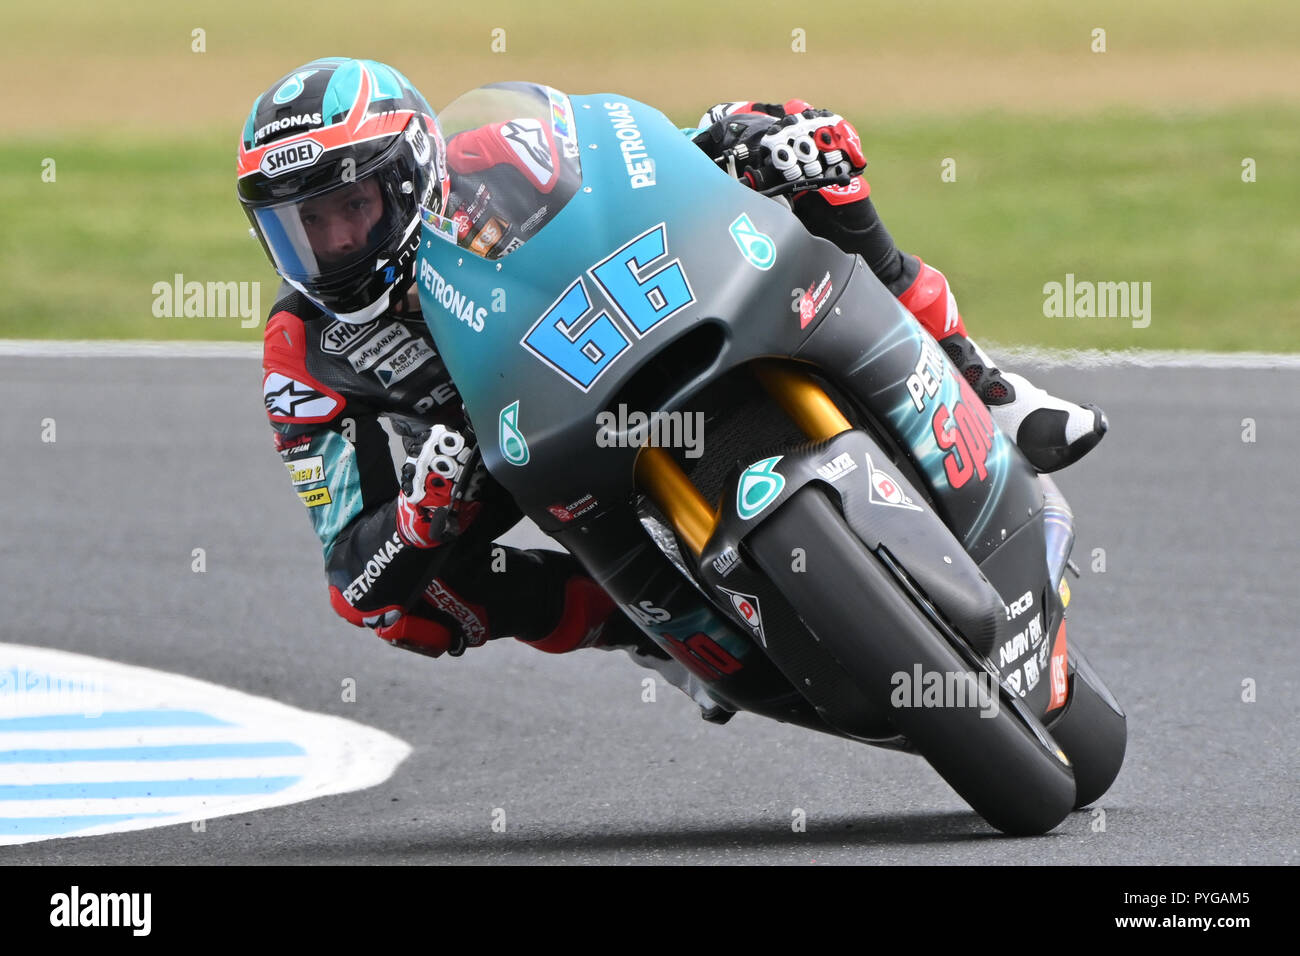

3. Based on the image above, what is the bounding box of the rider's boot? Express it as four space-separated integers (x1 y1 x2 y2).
937 331 1108 474
897 259 1108 473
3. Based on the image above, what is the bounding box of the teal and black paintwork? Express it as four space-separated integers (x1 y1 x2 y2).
417 85 1092 739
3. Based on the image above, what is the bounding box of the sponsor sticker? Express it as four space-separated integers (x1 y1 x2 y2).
405 122 431 164
717 586 766 646
372 339 434 386
905 336 946 413
729 213 776 271
297 486 332 508
815 451 857 482
499 400 529 466
255 111 322 143
547 88 580 159
259 139 323 178
547 494 597 523
286 455 325 486
469 217 508 257
346 322 411 372
1047 620 1069 711
864 454 922 512
271 69 318 105
320 319 378 355
736 456 785 520
421 207 458 245
797 271 833 329
712 546 741 577
274 433 312 457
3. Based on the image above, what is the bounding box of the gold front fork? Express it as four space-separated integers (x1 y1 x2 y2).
634 361 851 558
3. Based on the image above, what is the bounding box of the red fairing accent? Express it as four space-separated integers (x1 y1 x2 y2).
262 311 347 424
519 577 615 654
897 258 966 339
1047 618 1070 711
447 121 561 194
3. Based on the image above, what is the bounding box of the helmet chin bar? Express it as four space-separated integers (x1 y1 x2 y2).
276 275 386 325
283 213 422 324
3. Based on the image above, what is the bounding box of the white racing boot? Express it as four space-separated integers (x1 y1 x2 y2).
939 332 1108 473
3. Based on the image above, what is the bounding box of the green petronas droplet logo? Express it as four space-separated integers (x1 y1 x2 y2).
736 455 785 519
499 400 529 466
273 69 319 105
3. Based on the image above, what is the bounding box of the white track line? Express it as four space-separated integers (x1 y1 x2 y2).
0 340 261 358
1 339 1297 367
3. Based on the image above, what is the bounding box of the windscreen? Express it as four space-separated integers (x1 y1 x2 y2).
426 82 583 259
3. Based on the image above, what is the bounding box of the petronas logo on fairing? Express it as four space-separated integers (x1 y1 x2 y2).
499 400 530 466
736 455 785 520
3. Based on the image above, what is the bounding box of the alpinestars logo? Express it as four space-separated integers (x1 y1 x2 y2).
501 119 555 188
263 372 338 420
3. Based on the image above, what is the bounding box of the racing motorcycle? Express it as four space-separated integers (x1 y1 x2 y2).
416 83 1126 835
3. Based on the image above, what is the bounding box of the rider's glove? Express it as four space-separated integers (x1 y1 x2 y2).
695 104 867 194
395 423 485 548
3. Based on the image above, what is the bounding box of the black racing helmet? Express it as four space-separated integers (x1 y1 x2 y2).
237 58 449 323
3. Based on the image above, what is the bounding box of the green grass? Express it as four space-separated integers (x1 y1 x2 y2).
1 105 1296 349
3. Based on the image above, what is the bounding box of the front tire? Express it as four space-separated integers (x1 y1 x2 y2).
748 487 1076 835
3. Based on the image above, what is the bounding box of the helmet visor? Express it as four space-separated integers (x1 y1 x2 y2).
251 166 417 287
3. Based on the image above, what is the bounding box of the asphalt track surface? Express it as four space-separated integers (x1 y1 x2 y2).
0 354 1296 865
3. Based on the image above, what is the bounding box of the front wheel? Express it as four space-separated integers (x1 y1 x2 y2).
748 487 1076 835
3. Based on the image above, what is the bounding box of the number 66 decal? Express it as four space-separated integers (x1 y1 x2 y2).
521 223 694 390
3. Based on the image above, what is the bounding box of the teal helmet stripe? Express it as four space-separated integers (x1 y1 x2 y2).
241 94 262 147
359 59 404 102
320 58 431 126
321 59 364 125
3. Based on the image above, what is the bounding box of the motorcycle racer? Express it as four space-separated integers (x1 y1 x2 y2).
237 60 1106 710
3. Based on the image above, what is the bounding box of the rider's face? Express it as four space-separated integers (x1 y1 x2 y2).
298 177 384 264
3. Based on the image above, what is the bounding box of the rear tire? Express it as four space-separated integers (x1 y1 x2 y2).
749 487 1076 835
1047 648 1127 808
